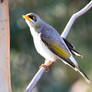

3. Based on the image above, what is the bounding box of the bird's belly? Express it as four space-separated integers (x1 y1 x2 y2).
33 34 56 61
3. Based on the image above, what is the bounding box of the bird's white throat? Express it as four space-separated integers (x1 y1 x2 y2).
29 26 38 39
29 26 56 61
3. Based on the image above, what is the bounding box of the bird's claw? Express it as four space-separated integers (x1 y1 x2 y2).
40 64 49 72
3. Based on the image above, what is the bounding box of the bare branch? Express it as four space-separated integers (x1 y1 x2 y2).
61 1 92 38
25 1 92 92
25 60 49 92
25 67 46 92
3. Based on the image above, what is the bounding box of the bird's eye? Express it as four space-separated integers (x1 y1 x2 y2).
28 15 37 22
28 15 34 19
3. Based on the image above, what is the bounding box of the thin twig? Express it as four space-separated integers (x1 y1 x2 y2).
25 1 92 92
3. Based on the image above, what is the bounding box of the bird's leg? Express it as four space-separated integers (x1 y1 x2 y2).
40 61 54 72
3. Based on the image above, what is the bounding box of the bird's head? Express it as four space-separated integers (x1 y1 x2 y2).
22 13 40 30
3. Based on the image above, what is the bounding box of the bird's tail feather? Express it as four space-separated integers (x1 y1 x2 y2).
60 57 90 83
75 66 90 83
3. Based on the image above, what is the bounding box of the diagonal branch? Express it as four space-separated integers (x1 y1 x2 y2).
25 61 49 92
61 1 92 38
25 67 46 92
25 1 92 92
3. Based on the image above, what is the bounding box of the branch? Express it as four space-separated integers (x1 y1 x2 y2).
25 1 92 92
25 67 45 92
25 61 48 92
61 1 92 38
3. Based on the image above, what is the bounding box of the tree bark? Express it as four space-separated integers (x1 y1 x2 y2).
0 0 11 92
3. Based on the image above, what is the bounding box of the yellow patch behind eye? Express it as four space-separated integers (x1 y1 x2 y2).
33 16 35 19
35 21 39 30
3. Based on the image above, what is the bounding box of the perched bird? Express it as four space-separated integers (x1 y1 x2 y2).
22 13 90 83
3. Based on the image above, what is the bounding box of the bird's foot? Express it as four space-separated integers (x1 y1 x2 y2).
40 61 54 72
40 64 49 72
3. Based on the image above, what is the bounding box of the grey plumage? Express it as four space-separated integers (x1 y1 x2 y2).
38 20 71 55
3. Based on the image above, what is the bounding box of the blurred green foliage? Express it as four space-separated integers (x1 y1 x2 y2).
9 0 92 92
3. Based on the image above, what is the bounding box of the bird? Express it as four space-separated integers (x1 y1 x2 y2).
22 13 90 83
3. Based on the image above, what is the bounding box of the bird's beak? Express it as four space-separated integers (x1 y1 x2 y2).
22 15 31 21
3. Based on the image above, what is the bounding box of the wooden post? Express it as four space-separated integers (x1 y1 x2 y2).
0 0 11 92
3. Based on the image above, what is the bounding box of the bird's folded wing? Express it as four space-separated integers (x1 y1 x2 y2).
63 38 83 58
41 34 90 83
41 34 76 68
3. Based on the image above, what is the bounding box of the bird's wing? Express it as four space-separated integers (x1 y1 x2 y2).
41 33 90 83
63 38 83 58
40 33 76 67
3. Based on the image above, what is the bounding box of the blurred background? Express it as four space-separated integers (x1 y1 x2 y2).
9 0 92 92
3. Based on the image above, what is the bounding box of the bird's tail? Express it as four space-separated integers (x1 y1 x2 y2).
61 58 90 83
75 65 90 83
